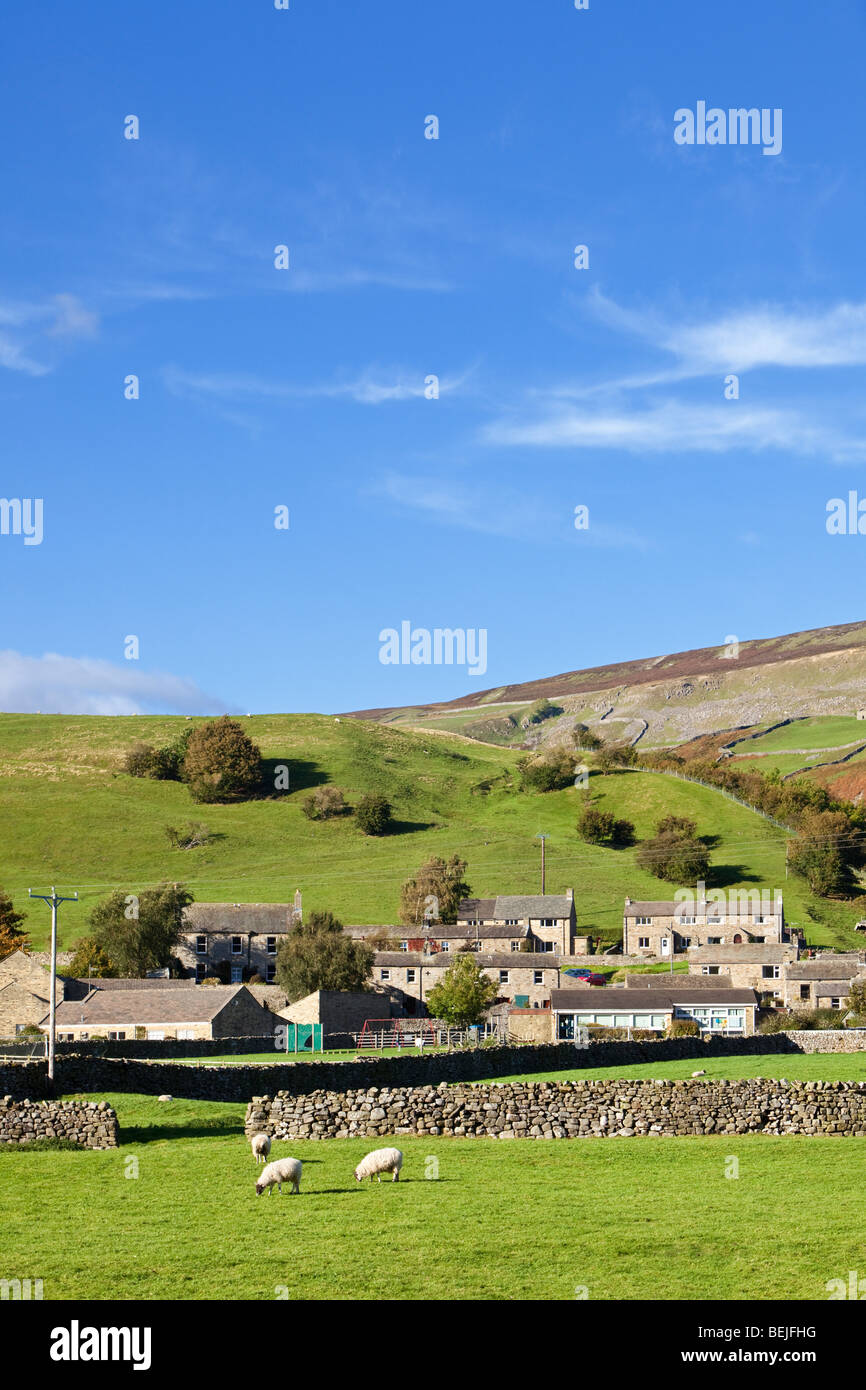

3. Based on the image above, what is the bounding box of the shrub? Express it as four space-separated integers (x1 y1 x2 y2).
518 747 575 792
302 786 347 821
355 793 392 835
665 1019 701 1038
165 821 212 850
577 807 635 847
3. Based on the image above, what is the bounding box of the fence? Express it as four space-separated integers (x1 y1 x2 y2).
637 767 794 832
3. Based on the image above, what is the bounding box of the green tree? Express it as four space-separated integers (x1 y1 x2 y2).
636 831 709 884
577 807 634 847
398 855 471 926
594 742 638 772
66 937 116 979
89 882 193 977
656 815 697 838
572 723 602 751
355 793 392 835
518 746 576 792
425 952 499 1027
302 786 347 821
845 978 866 1023
0 887 29 960
182 716 263 803
787 810 862 896
275 914 373 1002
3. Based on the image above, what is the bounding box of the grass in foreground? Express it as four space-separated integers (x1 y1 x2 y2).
0 1091 863 1301
484 1052 866 1085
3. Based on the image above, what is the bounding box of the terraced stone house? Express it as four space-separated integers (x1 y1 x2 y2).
623 893 789 957
455 891 581 955
373 951 561 1014
176 900 301 983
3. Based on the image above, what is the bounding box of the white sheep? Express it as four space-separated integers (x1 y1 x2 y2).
250 1133 271 1165
255 1157 302 1196
354 1147 403 1183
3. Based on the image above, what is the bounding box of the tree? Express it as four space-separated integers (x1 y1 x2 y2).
398 855 471 926
425 952 499 1027
182 716 263 803
89 882 193 977
0 887 29 960
787 810 863 896
124 727 193 781
572 723 602 751
521 698 563 728
636 831 709 884
594 742 638 772
66 937 116 979
355 793 392 835
577 807 634 847
518 747 576 792
302 786 346 821
656 815 697 838
275 914 373 1003
845 978 866 1023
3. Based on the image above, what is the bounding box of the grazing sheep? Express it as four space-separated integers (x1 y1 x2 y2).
354 1147 403 1183
691 1070 706 1077
255 1157 302 1196
157 1095 173 1103
251 1133 271 1165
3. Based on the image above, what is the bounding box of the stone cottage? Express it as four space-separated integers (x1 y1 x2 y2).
48 982 276 1042
176 900 300 983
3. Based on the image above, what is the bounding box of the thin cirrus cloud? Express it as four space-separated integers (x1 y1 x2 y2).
0 652 230 717
372 472 650 550
0 293 99 375
162 365 471 407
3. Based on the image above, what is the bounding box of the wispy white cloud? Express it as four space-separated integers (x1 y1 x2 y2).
162 364 471 407
0 651 230 716
0 293 99 374
371 472 650 550
484 399 866 462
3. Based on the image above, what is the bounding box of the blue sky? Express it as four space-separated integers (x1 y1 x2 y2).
2 0 866 714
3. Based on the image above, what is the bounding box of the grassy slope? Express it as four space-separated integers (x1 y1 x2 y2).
488 1053 866 1084
0 714 857 951
1 1091 863 1300
737 716 866 753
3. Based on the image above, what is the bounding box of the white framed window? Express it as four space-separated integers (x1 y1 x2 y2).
231 966 243 984
406 969 417 983
635 916 652 926
701 966 720 975
195 935 207 955
762 965 781 979
439 941 450 952
266 936 277 955
539 918 555 927
266 965 276 983
510 940 521 951
195 963 206 981
707 936 723 945
107 1031 126 1041
638 936 650 949
146 1030 165 1041
499 970 509 984
231 936 243 955
380 969 390 981
177 1029 195 1040
533 970 543 984
400 941 409 952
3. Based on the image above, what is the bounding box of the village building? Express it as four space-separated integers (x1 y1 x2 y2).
48 982 274 1042
372 950 561 1013
552 984 759 1039
0 951 59 1036
685 943 799 1001
176 899 301 984
347 922 538 953
623 893 789 957
455 892 582 955
781 960 866 1012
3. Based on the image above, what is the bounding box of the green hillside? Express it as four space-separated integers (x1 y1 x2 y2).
0 713 859 952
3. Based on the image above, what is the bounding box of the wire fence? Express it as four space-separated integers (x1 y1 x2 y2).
638 767 795 833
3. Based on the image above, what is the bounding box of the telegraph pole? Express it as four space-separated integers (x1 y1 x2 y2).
536 834 549 894
28 886 78 1085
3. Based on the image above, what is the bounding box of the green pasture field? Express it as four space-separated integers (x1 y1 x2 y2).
485 1051 866 1084
737 717 866 754
0 1091 862 1301
0 712 859 952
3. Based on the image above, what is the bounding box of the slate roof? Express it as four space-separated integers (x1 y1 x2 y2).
552 987 758 1011
686 945 796 963
623 899 782 918
51 984 250 1026
625 973 735 990
786 961 863 980
182 903 294 935
373 952 561 970
457 894 574 920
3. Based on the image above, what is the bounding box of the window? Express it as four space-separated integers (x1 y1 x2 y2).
407 969 417 983
266 965 276 983
439 941 450 952
800 985 810 1000
638 936 650 949
107 1031 126 1041
380 969 391 981
533 970 543 985
539 918 555 927
536 940 554 953
266 936 277 955
707 936 723 945
635 916 652 926
146 1030 165 1041
400 941 409 952
762 965 780 979
231 936 243 955
679 916 695 926
510 940 521 951
701 966 720 975
504 919 519 926
499 970 509 984
831 998 841 1010
231 966 243 984
680 937 692 948
195 935 207 955
79 1032 89 1040
177 1029 195 1040
195 963 206 982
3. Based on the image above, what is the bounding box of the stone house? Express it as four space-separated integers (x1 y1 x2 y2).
685 943 800 1001
176 902 300 984
552 984 759 1039
278 989 395 1037
48 982 275 1042
623 893 788 957
781 960 866 1012
348 922 538 953
0 951 58 1035
372 951 561 1014
455 891 581 955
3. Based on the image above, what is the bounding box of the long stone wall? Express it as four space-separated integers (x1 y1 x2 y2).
0 1096 118 1148
246 1078 866 1140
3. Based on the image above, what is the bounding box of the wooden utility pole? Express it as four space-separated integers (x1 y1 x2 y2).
536 833 549 894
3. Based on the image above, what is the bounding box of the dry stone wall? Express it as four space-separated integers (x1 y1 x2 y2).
246 1078 866 1140
0 1096 118 1148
